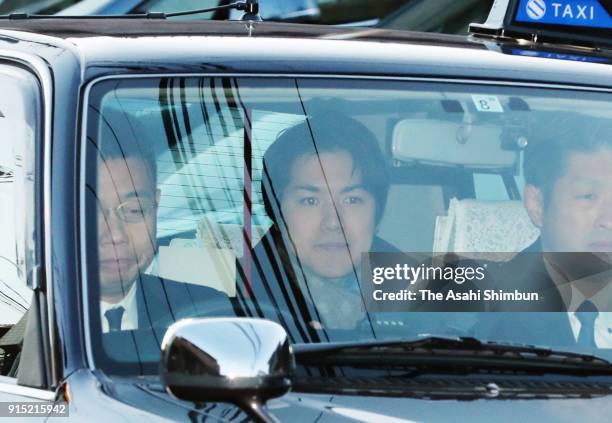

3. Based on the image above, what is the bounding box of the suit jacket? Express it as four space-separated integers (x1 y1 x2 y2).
475 239 576 347
490 239 567 312
134 273 233 328
98 274 234 371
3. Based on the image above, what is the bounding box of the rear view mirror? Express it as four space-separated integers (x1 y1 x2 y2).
392 118 519 171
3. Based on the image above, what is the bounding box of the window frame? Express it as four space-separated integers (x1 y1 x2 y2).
79 72 612 374
0 58 53 396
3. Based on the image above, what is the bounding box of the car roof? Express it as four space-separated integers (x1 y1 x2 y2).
0 19 610 89
0 18 479 45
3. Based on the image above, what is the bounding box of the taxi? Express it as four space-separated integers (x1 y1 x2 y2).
0 0 611 421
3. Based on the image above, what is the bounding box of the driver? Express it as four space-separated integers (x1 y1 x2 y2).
480 117 612 349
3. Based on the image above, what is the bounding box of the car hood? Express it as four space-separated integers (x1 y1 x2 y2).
269 392 612 423
99 376 612 423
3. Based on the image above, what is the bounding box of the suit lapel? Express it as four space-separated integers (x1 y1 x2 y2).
136 274 173 328
505 239 567 311
136 273 213 327
479 239 576 346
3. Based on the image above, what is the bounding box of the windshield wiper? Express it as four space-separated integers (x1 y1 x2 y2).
294 336 612 375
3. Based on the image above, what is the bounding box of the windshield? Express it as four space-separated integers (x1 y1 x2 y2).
83 76 612 374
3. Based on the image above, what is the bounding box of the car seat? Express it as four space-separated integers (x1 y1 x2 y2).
434 197 540 260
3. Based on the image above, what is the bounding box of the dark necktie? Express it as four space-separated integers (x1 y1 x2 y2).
105 306 125 332
575 300 598 348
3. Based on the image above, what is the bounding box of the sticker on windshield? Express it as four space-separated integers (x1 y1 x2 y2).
472 95 504 113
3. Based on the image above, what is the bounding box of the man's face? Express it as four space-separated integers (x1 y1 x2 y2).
280 150 377 279
97 157 158 301
525 147 612 254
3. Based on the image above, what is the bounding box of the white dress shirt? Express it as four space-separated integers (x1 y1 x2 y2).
100 282 138 333
559 274 612 348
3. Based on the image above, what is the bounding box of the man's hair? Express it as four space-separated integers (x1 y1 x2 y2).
524 116 612 203
261 112 390 225
95 108 157 188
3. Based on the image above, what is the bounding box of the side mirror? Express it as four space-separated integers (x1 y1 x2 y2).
161 317 294 422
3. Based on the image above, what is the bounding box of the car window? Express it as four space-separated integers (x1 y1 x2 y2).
227 0 320 22
84 76 612 375
138 0 320 22
317 0 403 25
136 0 219 19
378 0 493 34
0 65 40 378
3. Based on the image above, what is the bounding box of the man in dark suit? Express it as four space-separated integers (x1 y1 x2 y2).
95 121 231 332
477 118 612 349
476 238 576 346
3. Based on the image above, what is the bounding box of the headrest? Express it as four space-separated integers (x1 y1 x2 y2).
434 198 540 259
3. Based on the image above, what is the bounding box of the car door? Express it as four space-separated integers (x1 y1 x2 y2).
0 63 55 419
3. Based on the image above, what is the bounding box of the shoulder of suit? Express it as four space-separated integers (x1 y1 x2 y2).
140 274 228 298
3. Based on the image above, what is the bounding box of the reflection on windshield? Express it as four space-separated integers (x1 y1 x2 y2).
85 76 612 373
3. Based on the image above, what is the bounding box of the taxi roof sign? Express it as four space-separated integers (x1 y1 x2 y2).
470 0 612 47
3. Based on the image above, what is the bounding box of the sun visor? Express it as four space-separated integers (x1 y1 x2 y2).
391 119 519 171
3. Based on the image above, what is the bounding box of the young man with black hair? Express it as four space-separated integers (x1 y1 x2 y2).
238 112 398 339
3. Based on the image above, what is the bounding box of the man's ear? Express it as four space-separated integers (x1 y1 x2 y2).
524 184 544 228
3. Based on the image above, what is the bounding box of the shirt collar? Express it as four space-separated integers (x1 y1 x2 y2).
101 281 137 311
563 270 612 312
100 281 138 332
